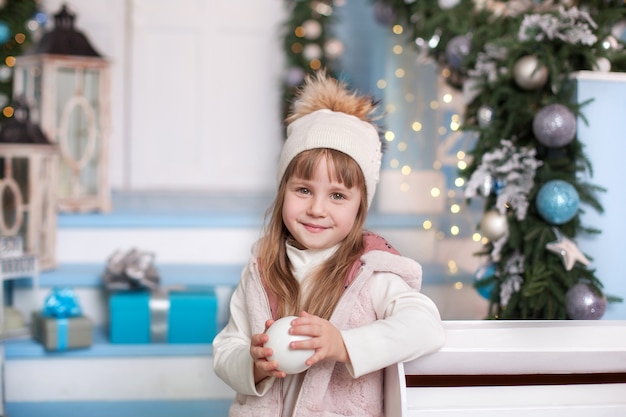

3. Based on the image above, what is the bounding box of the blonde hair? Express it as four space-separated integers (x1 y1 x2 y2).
258 148 367 319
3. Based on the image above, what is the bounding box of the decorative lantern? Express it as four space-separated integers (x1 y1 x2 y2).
0 97 58 270
0 235 38 335
12 5 111 212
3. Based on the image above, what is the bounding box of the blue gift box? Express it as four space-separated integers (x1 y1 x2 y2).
109 289 218 344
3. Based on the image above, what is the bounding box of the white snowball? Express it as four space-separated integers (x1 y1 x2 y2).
264 316 314 374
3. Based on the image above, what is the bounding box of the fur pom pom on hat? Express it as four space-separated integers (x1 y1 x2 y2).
278 71 382 208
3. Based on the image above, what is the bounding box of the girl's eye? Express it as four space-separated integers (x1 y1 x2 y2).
331 193 345 200
297 187 310 195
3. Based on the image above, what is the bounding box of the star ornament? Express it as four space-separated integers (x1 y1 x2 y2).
546 229 590 271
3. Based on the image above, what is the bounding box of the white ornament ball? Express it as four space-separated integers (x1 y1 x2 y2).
438 0 460 9
479 209 508 241
303 43 322 61
302 19 322 40
513 55 549 90
324 38 344 59
593 57 611 73
264 316 313 374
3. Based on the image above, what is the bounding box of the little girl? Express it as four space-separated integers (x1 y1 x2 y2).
213 71 445 416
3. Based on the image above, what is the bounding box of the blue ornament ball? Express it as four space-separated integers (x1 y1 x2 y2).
474 263 496 300
0 21 10 45
535 180 580 225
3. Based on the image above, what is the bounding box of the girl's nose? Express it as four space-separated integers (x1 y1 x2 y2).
307 196 326 216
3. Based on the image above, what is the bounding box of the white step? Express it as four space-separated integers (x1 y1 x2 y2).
3 331 234 403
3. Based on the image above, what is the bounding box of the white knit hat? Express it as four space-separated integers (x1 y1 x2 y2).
277 108 382 208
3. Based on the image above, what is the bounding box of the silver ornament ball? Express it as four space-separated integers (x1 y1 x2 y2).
445 35 471 70
477 105 494 128
566 282 607 320
479 209 508 241
513 55 549 90
479 174 494 197
532 103 577 148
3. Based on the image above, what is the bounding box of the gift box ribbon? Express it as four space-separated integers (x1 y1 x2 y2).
55 318 70 350
103 248 160 291
149 290 170 343
42 287 82 318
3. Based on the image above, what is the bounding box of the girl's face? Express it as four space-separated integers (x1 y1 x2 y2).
282 156 362 250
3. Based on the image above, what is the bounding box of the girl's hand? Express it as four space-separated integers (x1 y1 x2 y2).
251 319 287 383
289 311 350 367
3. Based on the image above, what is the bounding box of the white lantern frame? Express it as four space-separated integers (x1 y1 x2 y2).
0 143 59 270
13 54 111 212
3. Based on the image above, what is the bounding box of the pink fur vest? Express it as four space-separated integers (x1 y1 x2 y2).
231 232 423 417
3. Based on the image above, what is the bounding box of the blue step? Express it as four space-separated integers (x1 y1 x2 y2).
5 399 232 417
3 327 213 359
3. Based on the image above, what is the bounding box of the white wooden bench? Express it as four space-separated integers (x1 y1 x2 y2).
386 320 626 417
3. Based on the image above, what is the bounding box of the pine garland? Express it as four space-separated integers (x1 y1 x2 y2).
281 0 626 319
0 0 39 119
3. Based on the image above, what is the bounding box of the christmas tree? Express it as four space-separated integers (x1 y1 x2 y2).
0 0 41 121
282 0 626 319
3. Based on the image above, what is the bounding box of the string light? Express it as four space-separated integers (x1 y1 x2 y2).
291 43 303 53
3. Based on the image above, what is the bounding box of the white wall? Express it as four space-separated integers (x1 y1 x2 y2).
41 0 285 193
